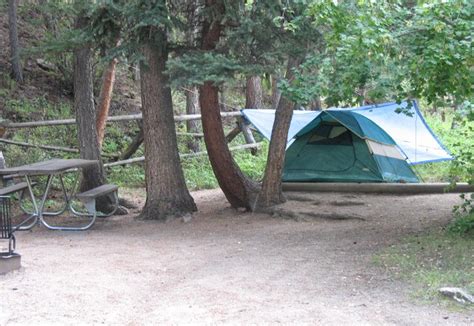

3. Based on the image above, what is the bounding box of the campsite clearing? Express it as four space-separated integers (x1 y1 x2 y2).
1 188 472 325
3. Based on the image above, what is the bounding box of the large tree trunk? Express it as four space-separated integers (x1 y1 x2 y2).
245 76 263 109
73 16 115 212
8 0 23 83
200 82 258 208
138 36 196 220
199 0 258 209
253 57 303 210
96 57 118 148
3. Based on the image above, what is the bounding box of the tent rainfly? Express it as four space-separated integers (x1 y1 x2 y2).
241 101 452 183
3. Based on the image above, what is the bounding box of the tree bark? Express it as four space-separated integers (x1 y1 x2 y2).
96 57 118 148
8 0 23 83
199 0 258 209
185 87 200 152
73 15 115 212
138 35 196 220
200 82 258 208
38 0 57 34
271 75 281 110
184 0 203 152
120 123 143 161
253 57 303 210
245 76 263 109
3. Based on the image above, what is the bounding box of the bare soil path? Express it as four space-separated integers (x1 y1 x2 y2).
1 189 473 325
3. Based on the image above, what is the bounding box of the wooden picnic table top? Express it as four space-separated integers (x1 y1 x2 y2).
0 159 98 176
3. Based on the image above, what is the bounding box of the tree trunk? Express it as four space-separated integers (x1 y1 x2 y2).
253 57 303 210
199 0 258 209
38 0 57 34
185 87 200 152
120 122 144 161
184 0 203 152
245 76 263 109
96 57 118 147
138 37 196 220
200 82 258 208
219 86 227 112
8 0 23 83
271 75 281 110
73 16 114 212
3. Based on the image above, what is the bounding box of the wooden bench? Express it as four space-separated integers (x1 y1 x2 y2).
75 184 119 219
0 182 35 196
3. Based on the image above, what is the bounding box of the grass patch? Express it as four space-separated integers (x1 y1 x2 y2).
373 228 474 308
107 139 268 191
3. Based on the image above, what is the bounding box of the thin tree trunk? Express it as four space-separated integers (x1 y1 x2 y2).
73 15 116 212
96 57 118 147
120 123 143 161
184 0 203 152
271 75 281 110
253 57 303 210
138 35 196 220
38 0 56 34
185 87 200 152
245 76 263 109
8 0 23 83
219 86 227 112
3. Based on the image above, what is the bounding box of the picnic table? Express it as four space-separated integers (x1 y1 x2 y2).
0 159 118 231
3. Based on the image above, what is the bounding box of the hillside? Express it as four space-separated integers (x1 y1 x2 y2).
0 3 142 120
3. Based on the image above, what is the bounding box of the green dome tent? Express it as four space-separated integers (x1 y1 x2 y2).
283 110 419 183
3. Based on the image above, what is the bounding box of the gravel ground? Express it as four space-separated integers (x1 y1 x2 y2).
1 189 473 325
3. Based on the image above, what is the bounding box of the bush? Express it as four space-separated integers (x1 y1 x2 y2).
448 211 474 237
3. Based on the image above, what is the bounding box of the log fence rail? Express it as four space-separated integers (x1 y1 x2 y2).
0 110 260 167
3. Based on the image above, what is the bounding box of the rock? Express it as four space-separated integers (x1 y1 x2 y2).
36 58 55 71
114 205 129 216
124 92 136 99
0 253 21 275
181 214 192 223
439 287 474 304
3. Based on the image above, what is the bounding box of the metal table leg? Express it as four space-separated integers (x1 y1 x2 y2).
40 171 96 231
14 175 41 230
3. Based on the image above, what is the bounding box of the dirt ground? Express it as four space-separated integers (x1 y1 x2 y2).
1 189 473 325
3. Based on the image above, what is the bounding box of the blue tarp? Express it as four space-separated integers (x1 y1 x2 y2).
241 101 452 165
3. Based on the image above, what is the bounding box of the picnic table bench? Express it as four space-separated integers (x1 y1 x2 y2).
0 159 119 231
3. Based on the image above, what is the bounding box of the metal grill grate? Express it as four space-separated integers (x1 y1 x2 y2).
0 196 12 240
0 196 15 255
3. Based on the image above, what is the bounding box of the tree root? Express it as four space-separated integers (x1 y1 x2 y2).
328 201 366 207
285 194 316 202
267 207 366 222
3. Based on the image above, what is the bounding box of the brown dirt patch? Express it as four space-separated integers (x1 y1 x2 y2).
1 189 473 325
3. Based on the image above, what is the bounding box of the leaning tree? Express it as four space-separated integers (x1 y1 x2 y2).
169 0 321 211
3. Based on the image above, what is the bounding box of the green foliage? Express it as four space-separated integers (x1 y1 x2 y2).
449 101 474 184
2 99 78 167
168 53 254 87
299 0 474 107
374 231 474 306
180 139 268 191
108 165 145 188
448 211 474 236
409 106 471 183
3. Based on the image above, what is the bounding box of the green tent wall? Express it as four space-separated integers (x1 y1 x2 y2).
282 111 419 183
